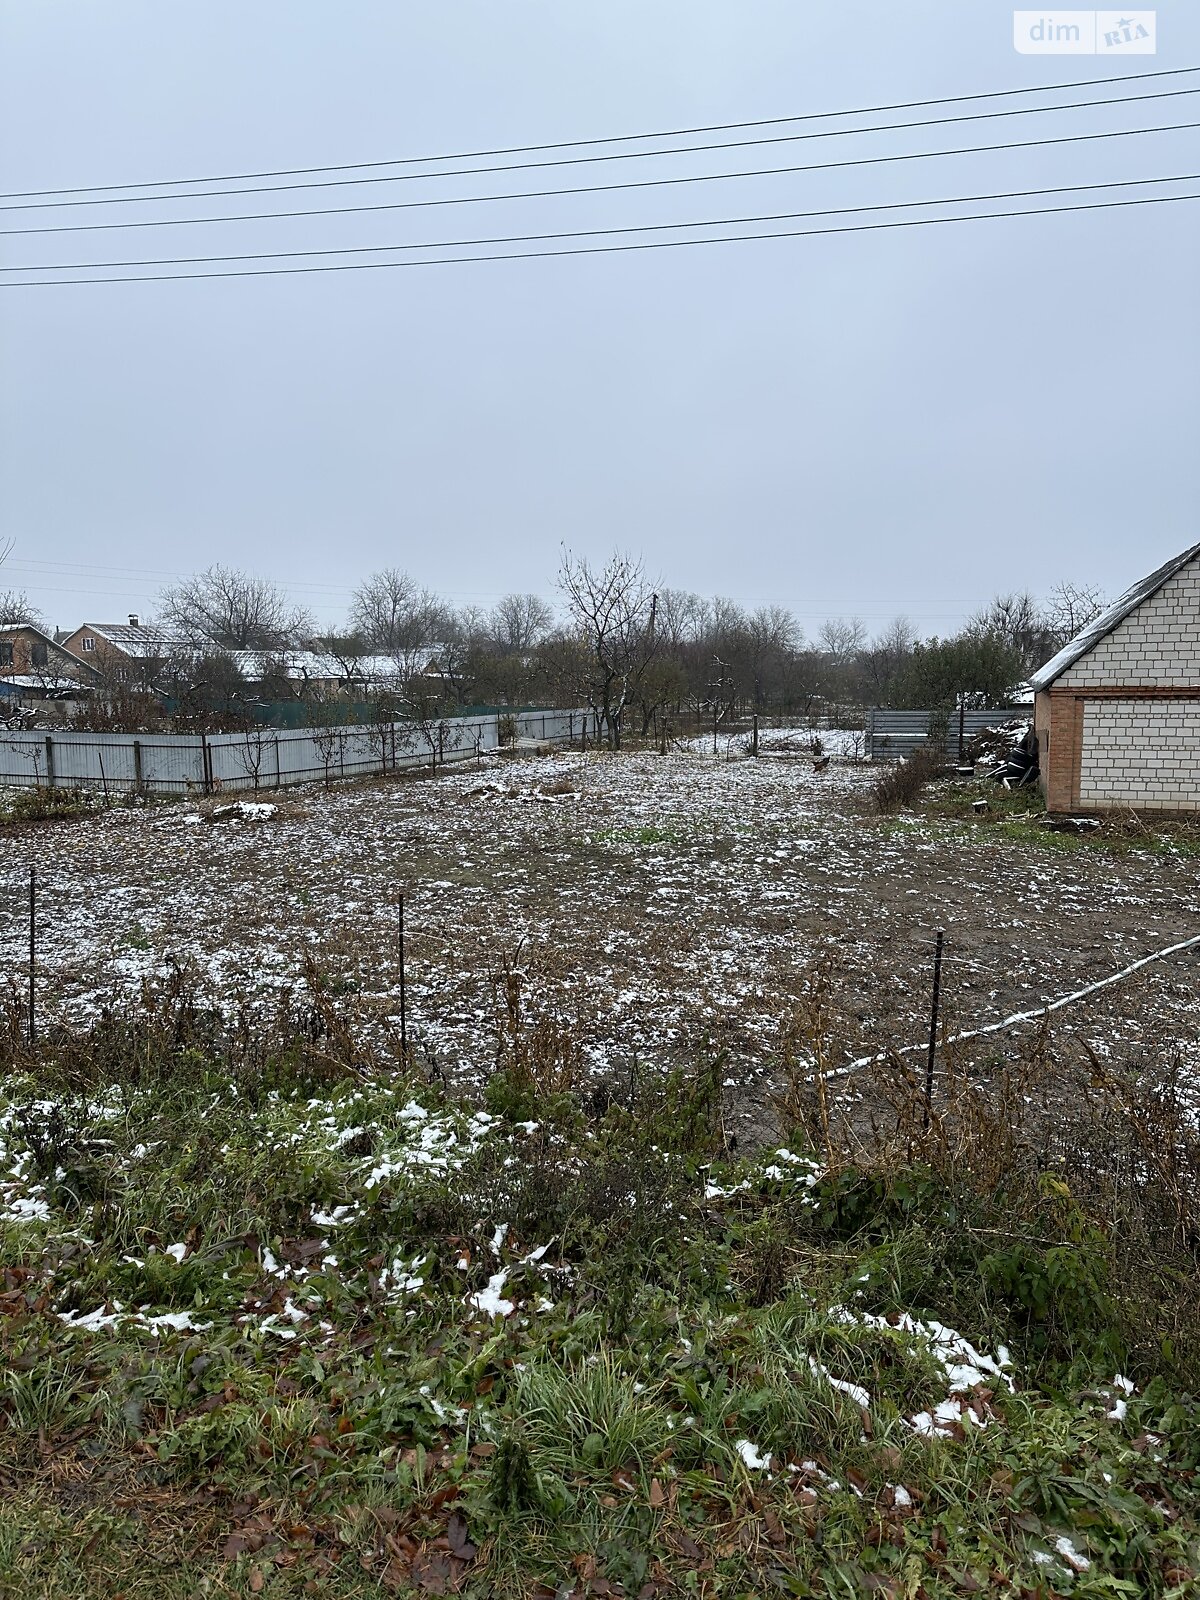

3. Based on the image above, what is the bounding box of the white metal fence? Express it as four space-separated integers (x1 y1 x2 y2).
0 708 589 796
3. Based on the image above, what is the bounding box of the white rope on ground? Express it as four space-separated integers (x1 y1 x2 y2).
828 930 1200 1081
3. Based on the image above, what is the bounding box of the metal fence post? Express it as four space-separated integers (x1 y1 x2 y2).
28 864 36 1047
923 931 945 1132
44 735 55 789
133 739 144 794
398 892 408 1059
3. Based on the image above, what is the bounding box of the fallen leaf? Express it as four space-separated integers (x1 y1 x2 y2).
446 1511 476 1562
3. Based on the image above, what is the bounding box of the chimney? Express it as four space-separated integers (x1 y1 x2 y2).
128 613 140 627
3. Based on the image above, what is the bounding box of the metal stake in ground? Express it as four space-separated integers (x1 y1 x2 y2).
923 930 944 1132
398 892 407 1059
28 864 36 1047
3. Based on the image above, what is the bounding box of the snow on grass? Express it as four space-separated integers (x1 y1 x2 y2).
734 1439 773 1471
2 746 1198 1137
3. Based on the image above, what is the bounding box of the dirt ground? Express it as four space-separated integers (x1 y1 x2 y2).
2 746 1198 1144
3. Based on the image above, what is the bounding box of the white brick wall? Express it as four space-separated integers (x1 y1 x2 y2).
1079 699 1200 810
1060 555 1200 688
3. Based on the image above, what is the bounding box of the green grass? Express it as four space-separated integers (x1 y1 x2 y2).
591 822 694 848
1 995 1199 1598
917 780 1200 859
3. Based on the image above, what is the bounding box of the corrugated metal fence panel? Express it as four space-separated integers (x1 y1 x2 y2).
54 737 140 789
0 712 573 793
0 731 206 792
138 738 206 791
0 736 49 786
512 708 590 742
866 708 1030 762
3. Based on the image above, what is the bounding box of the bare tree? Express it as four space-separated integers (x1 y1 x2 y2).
818 616 867 665
1042 581 1107 649
159 565 312 650
351 569 448 651
0 590 43 628
489 593 554 655
743 605 802 710
235 724 273 792
557 549 659 749
861 616 917 699
656 589 710 651
967 592 1047 664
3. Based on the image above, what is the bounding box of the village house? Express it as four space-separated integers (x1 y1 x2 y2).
0 621 100 700
1032 539 1200 813
58 615 188 686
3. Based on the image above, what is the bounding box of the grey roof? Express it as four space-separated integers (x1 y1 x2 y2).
1030 540 1200 692
80 621 191 659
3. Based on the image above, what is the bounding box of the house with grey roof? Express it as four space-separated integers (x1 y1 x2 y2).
1031 540 1200 813
58 615 191 684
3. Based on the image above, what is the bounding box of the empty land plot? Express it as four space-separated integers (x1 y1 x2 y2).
1 749 1198 1136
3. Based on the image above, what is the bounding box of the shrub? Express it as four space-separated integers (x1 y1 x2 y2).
7 785 96 823
871 746 944 813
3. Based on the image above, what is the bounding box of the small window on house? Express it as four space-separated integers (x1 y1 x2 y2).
0 643 12 667
82 636 95 651
31 642 48 668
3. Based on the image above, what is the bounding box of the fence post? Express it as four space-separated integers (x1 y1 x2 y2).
398 892 408 1059
923 931 945 1132
44 735 55 789
751 714 759 757
27 864 36 1047
274 735 281 790
200 734 212 795
133 739 144 794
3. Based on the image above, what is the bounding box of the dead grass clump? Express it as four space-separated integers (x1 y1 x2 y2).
0 956 377 1102
485 945 586 1121
774 996 1200 1381
871 747 944 813
539 773 576 796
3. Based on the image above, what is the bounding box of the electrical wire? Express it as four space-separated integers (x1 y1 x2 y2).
5 85 1197 211
4 118 1197 239
6 172 1192 274
4 189 1195 287
5 63 1196 199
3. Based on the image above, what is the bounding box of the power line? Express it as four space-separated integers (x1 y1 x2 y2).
4 189 1194 287
1 563 991 620
4 63 1196 199
4 118 1197 239
5 86 1197 212
6 172 1192 274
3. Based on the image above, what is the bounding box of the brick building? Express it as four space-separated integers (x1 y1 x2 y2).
58 616 186 685
1032 540 1200 813
0 622 99 694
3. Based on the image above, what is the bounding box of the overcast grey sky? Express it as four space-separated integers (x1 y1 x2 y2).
1 2 1196 642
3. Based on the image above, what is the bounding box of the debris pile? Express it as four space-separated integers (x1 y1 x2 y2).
965 721 1038 787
